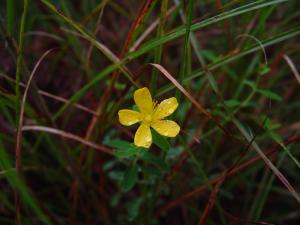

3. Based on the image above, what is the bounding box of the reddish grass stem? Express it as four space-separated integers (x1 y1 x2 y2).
15 49 54 225
157 132 300 216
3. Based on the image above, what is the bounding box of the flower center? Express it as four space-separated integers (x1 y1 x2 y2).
144 115 152 123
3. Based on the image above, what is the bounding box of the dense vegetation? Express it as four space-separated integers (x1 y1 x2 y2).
0 0 300 224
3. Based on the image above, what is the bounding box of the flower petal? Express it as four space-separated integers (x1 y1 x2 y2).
134 87 153 114
151 120 180 137
153 97 178 120
118 109 142 126
134 123 152 148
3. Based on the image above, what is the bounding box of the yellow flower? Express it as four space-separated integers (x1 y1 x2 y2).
118 87 180 148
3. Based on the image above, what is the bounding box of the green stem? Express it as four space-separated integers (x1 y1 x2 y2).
151 0 168 94
6 0 15 35
15 0 28 123
176 0 194 100
15 1 28 224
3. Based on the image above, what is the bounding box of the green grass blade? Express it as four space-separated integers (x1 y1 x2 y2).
0 138 53 225
6 0 15 35
15 0 28 123
54 0 291 118
150 0 168 94
159 27 300 94
129 0 288 59
234 119 300 203
176 0 194 99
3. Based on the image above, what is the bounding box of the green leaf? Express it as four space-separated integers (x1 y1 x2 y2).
108 170 124 182
141 151 169 172
113 148 141 159
121 162 138 192
152 129 170 151
140 165 161 177
269 132 283 144
224 99 240 108
258 89 282 101
105 139 133 150
127 198 143 221
106 139 145 158
258 64 271 75
243 80 256 89
264 117 281 130
110 193 121 207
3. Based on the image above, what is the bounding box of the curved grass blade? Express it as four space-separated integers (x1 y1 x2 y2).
159 27 300 94
129 0 288 59
52 0 292 117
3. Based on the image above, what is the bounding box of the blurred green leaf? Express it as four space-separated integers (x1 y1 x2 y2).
113 148 141 159
106 139 146 158
121 162 138 192
110 193 121 207
264 117 281 130
141 151 169 172
105 139 133 150
224 99 240 108
258 64 271 75
127 198 143 221
258 89 282 101
140 164 161 177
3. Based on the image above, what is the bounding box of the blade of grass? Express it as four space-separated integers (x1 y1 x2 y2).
234 119 300 203
83 0 155 140
171 14 300 204
150 63 212 119
15 0 28 123
22 125 113 155
176 0 194 100
173 0 206 66
248 149 288 221
15 49 54 174
0 72 99 116
157 132 300 215
54 1 296 119
6 0 15 35
150 0 168 94
15 1 28 223
0 19 59 128
130 5 176 52
159 27 300 95
40 0 137 87
0 138 53 225
129 0 289 59
283 54 300 85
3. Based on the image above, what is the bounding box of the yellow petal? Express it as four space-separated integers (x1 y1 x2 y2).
153 97 178 120
151 120 180 137
134 87 153 114
118 109 142 126
134 123 152 148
